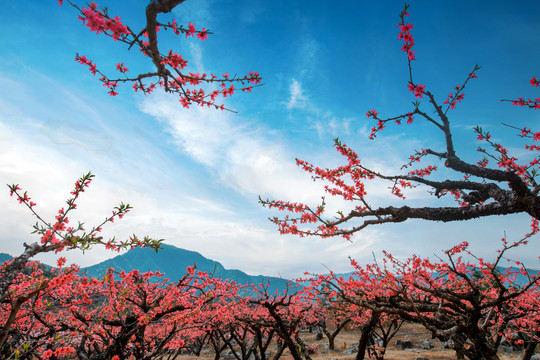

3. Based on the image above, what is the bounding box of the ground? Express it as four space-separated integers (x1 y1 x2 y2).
175 322 534 360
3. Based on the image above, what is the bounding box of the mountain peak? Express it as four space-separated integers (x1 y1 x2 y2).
83 244 290 292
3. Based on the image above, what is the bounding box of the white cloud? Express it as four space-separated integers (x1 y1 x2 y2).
188 43 204 71
0 67 386 280
141 97 231 166
287 78 307 110
3 43 536 284
310 114 353 140
3 81 538 280
295 37 321 79
139 91 326 203
286 78 354 141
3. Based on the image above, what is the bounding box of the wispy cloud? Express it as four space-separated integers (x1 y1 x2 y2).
0 64 385 279
287 78 307 110
297 38 320 79
138 91 323 203
285 78 353 139
1 69 536 279
0 113 381 278
172 0 213 25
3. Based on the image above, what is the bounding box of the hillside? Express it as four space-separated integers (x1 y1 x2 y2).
83 244 291 293
0 253 12 264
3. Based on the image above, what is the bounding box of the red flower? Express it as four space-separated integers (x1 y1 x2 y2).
186 22 196 38
408 83 425 98
116 62 128 72
197 28 208 41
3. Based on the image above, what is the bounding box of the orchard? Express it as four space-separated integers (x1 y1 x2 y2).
1 1 540 360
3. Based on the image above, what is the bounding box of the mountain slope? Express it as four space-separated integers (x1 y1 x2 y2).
83 244 291 293
0 253 13 264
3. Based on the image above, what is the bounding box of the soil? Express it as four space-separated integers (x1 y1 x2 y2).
174 322 533 360
301 322 526 360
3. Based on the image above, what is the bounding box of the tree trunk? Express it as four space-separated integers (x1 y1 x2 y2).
264 304 304 360
271 342 286 360
294 332 312 360
322 319 351 350
465 332 500 360
354 312 380 360
523 341 538 360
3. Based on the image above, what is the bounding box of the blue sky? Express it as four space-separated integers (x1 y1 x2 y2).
1 0 539 278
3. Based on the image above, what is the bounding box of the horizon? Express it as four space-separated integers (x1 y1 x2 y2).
0 243 303 279
1 0 540 278
2 240 540 279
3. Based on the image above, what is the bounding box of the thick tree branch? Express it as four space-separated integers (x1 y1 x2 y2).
145 0 187 69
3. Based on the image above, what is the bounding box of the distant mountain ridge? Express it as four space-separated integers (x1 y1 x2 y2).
1 246 291 293
0 253 12 264
82 244 291 293
1 252 52 273
3 247 537 292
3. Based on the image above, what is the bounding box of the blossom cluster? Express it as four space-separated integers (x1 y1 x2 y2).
408 83 425 98
62 0 262 111
506 76 540 109
443 85 465 109
78 1 129 40
397 5 415 61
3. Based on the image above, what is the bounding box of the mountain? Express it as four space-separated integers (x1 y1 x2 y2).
83 244 292 293
0 252 53 275
0 253 13 264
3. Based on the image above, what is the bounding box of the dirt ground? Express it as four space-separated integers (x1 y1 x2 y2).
306 324 521 360
175 322 533 360
301 322 525 360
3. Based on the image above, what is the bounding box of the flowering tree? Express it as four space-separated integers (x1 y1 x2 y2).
310 234 540 360
185 295 247 360
209 300 278 360
2 173 158 297
248 283 319 360
0 261 81 358
258 6 540 359
2 0 264 357
0 173 164 358
1 262 239 360
60 0 261 111
315 302 351 350
231 305 284 360
260 3 540 239
304 275 398 360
